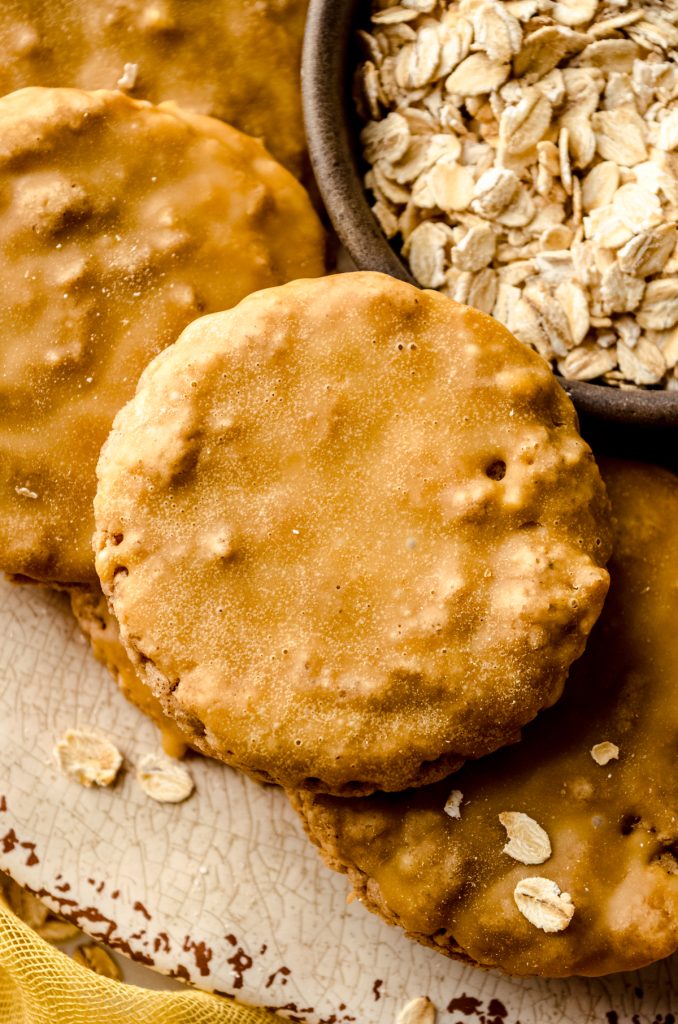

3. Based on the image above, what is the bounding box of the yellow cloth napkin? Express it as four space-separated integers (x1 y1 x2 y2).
0 895 276 1024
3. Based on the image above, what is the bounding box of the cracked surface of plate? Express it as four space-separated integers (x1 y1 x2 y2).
0 577 676 1022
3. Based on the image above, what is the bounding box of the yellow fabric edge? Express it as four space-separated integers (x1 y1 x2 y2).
0 893 277 1024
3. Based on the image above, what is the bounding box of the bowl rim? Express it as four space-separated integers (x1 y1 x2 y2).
301 0 678 427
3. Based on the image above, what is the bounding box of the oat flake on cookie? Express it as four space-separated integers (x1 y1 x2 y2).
356 0 678 390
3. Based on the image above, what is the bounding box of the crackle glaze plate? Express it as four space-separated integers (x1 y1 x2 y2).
1 576 676 1023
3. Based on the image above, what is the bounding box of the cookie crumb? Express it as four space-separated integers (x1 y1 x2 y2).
591 741 619 766
116 63 139 91
443 789 463 819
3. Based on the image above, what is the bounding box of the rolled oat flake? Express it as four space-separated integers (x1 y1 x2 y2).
356 0 678 390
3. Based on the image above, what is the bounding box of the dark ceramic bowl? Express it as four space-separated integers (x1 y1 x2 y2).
302 0 678 461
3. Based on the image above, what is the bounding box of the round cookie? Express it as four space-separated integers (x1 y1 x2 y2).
0 0 308 177
94 272 611 795
0 86 324 585
293 461 678 976
70 587 190 759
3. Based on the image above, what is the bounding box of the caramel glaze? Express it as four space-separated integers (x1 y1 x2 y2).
0 87 324 585
95 273 610 795
294 460 678 976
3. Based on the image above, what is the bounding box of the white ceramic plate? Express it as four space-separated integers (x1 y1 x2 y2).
1 576 676 1022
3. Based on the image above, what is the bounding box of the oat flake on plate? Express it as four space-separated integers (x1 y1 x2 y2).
356 0 678 390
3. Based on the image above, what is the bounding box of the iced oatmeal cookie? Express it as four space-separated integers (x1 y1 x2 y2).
0 86 324 585
94 272 610 795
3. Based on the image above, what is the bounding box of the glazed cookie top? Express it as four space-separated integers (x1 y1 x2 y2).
0 0 308 176
0 86 324 584
95 272 610 795
294 461 678 976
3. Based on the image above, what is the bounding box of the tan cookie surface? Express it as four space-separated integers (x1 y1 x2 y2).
0 86 324 585
293 461 678 976
70 586 189 759
94 272 610 795
0 0 308 176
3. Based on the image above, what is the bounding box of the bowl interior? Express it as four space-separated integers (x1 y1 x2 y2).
302 0 678 449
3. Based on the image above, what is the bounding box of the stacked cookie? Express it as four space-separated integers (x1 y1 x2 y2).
293 458 678 977
85 271 677 977
0 7 676 983
85 267 677 977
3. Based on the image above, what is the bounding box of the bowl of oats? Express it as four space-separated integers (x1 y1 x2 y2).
303 0 678 427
